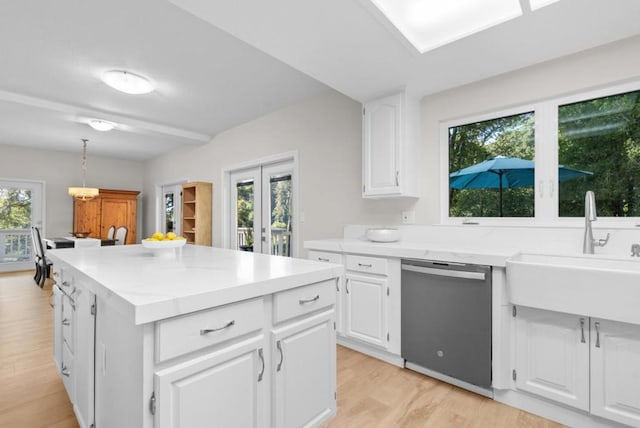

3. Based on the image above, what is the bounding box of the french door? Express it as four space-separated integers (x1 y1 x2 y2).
228 160 294 256
160 183 182 235
0 179 44 272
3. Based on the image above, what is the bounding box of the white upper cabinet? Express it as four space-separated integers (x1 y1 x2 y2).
362 92 420 198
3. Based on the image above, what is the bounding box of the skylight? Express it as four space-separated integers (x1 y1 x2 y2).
368 0 524 53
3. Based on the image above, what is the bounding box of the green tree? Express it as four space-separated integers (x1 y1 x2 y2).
0 188 32 229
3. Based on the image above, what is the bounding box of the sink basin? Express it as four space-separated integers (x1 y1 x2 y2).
506 252 640 324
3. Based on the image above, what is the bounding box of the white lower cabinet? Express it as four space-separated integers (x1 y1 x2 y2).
590 318 640 427
514 306 589 411
306 250 401 361
344 273 387 348
514 306 640 427
272 309 336 428
307 250 344 335
52 284 63 373
155 335 266 428
52 266 97 428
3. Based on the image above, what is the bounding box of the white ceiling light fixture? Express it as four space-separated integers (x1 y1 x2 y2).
368 0 523 53
88 119 116 132
529 0 561 11
102 70 155 95
68 139 99 201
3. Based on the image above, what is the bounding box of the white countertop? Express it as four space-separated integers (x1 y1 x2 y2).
47 245 343 325
304 238 519 267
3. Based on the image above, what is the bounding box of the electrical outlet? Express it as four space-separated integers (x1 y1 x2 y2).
402 211 415 224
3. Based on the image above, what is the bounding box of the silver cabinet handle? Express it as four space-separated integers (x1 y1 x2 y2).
335 277 340 292
200 320 235 335
276 340 284 372
62 318 70 326
395 171 399 186
580 318 586 343
299 295 320 305
61 364 70 377
595 321 601 348
257 348 265 382
357 263 372 268
346 278 350 294
318 257 330 262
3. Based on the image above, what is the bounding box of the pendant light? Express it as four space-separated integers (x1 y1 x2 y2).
68 139 99 201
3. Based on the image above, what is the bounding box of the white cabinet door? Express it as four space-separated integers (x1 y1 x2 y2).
272 310 336 428
345 273 387 348
73 284 96 428
363 93 402 197
155 335 265 428
590 318 640 426
514 306 589 411
52 284 62 373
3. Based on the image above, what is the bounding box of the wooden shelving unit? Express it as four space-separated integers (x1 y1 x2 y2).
181 182 212 246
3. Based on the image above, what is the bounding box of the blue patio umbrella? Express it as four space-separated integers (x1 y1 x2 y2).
449 156 593 216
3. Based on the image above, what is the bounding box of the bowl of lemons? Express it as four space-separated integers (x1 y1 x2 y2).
142 232 186 256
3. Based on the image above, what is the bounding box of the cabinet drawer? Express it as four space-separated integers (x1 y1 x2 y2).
62 294 74 352
345 254 388 276
61 341 74 401
156 298 264 362
308 250 342 264
273 279 336 324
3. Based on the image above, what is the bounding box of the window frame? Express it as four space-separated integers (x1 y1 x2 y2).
440 79 640 227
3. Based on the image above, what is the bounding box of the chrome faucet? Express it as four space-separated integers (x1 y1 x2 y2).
583 191 610 254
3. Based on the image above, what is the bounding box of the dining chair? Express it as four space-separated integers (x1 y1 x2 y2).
115 226 128 245
107 225 116 240
31 226 52 287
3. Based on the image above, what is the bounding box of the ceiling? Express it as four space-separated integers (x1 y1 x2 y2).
2 0 640 161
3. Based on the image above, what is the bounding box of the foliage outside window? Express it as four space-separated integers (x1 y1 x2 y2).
449 112 535 217
558 90 640 217
0 188 32 229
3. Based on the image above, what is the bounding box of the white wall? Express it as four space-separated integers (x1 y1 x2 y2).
0 143 144 237
416 35 640 224
142 91 416 250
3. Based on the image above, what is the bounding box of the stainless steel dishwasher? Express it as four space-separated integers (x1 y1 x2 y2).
401 259 492 397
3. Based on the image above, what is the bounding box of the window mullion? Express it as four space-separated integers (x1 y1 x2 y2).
533 102 558 222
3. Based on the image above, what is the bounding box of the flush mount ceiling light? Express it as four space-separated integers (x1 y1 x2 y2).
368 0 523 53
68 139 99 201
88 119 116 132
102 70 154 95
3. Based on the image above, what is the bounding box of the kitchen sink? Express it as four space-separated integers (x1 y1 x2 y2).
506 252 640 324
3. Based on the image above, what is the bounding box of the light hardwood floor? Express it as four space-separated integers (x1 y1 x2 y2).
1 271 562 428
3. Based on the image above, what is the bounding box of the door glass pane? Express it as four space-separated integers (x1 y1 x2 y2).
449 112 535 217
269 175 292 256
164 192 175 233
0 186 33 264
236 181 255 252
558 89 640 217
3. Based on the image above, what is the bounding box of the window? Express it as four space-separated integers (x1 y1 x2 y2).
443 81 640 224
0 179 44 272
558 89 640 217
448 112 535 217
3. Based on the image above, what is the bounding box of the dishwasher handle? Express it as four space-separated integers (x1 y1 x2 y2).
401 264 486 281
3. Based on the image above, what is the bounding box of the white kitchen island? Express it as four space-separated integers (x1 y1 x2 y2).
47 244 343 428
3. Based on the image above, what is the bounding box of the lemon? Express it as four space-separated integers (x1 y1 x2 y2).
151 232 164 240
166 232 177 240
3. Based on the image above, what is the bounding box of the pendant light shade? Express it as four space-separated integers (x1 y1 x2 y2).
69 139 99 201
